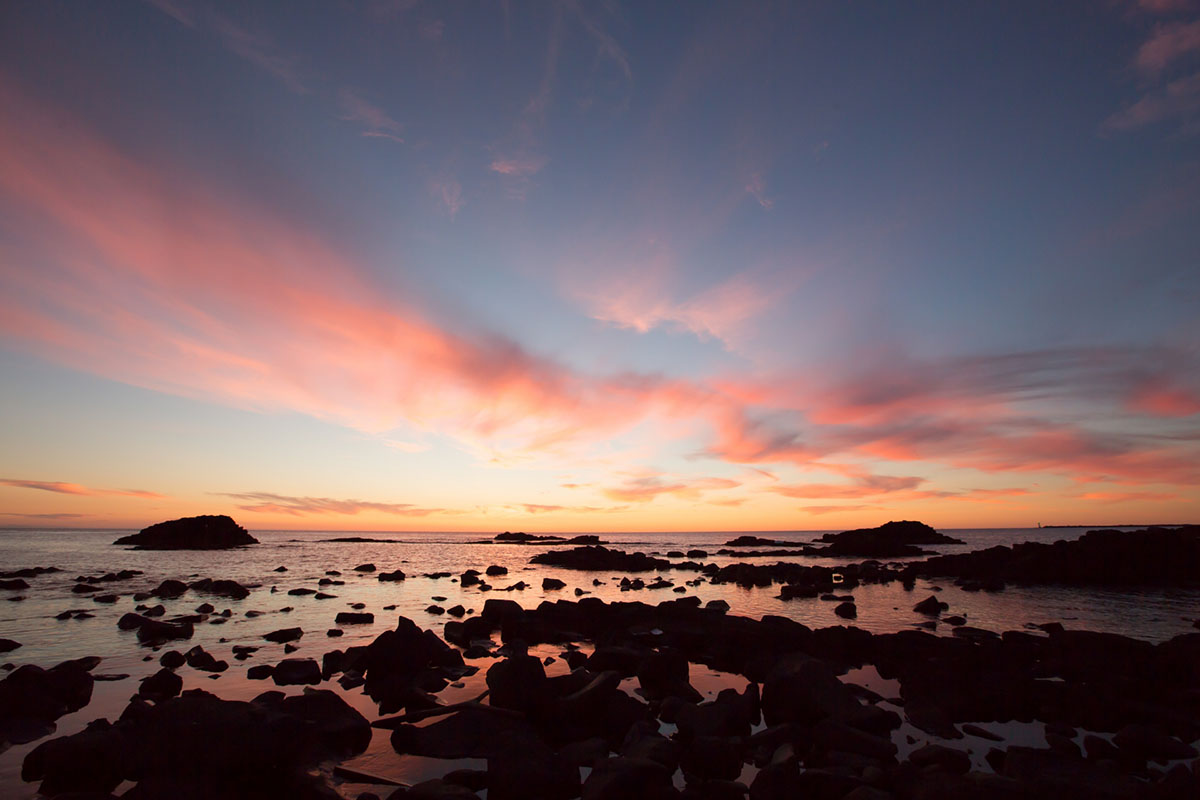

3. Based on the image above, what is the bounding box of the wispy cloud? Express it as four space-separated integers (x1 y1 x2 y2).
429 177 465 217
1135 20 1200 74
745 172 773 209
801 504 878 515
221 491 450 517
601 475 739 503
0 478 163 499
489 154 548 177
207 15 307 94
0 512 89 520
338 89 403 141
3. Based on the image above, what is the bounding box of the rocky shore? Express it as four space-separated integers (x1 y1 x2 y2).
2 523 1197 799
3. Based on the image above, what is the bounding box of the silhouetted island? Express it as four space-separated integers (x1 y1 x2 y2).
113 515 258 550
815 520 965 557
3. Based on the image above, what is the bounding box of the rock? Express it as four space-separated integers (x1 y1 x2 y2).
909 743 970 774
119 614 194 644
1003 745 1141 798
0 658 97 745
761 653 861 726
264 627 304 643
0 638 21 653
247 664 274 680
817 520 963 558
913 595 946 615
1112 723 1198 761
706 599 730 612
354 563 376 573
582 756 675 800
404 779 480 798
328 629 344 637
24 687 369 798
486 565 508 576
447 605 466 617
542 578 566 590
189 577 251 600
138 668 183 701
184 646 228 672
913 526 1200 587
336 612 375 624
272 658 322 685
530 546 686 573
835 601 857 619
113 515 258 550
379 570 407 582
486 653 548 714
0 578 29 591
151 579 188 598
195 602 215 614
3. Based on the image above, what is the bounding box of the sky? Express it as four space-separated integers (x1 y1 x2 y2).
0 0 1198 532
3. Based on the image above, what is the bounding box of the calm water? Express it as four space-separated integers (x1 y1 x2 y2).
1 526 1196 797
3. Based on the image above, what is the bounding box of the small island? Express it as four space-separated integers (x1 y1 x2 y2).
113 515 258 550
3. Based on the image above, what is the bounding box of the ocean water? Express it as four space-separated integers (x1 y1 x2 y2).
1 526 1196 797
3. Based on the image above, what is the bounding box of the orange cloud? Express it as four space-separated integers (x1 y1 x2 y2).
0 478 163 499
601 475 740 503
220 492 451 517
1135 21 1200 75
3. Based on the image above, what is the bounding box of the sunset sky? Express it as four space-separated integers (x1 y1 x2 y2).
1 1 1198 531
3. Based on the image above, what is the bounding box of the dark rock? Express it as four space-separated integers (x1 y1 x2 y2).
542 578 566 590
834 601 857 619
113 515 257 550
913 595 946 615
184 646 228 673
138 668 183 701
0 638 21 653
817 520 961 558
447 605 466 617
1112 723 1197 761
1003 745 1141 798
151 579 188 598
247 664 274 680
0 657 97 745
582 756 675 800
354 563 376 573
427 605 445 615
530 546 689 573
486 654 548 715
273 658 322 685
379 570 407 582
336 612 374 624
913 526 1200 587
909 743 970 774
195 602 215 614
189 577 251 600
486 565 508 576
264 627 304 643
0 578 30 590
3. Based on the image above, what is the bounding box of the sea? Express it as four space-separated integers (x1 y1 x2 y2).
1 526 1197 796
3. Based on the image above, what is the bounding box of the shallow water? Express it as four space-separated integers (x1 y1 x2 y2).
0 526 1196 797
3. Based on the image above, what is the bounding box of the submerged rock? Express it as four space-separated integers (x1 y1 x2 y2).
113 515 258 550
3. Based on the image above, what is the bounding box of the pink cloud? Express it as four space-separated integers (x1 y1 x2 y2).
601 475 739 503
429 177 465 217
490 154 548 177
221 492 450 516
745 171 773 209
338 89 404 142
1106 71 1200 130
0 478 163 499
1135 21 1200 74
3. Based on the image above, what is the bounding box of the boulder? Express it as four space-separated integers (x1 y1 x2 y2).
582 756 675 800
264 627 304 643
113 515 257 550
335 612 374 625
138 668 183 701
272 659 322 686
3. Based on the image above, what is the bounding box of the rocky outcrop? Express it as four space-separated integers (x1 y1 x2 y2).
0 657 98 747
22 688 369 798
910 526 1200 586
816 520 964 557
113 515 258 550
530 546 701 573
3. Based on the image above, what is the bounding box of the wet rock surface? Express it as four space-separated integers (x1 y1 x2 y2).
112 514 258 550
